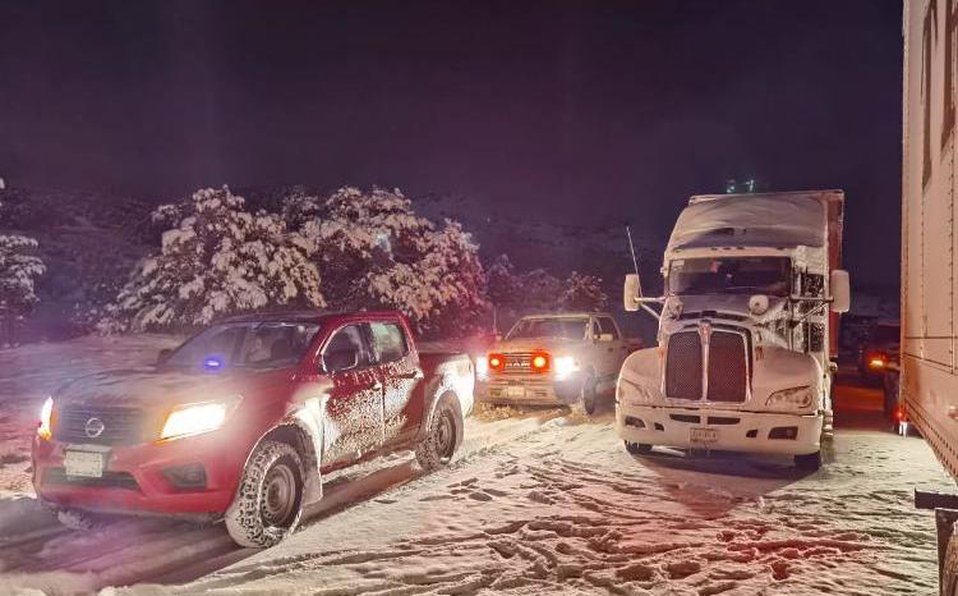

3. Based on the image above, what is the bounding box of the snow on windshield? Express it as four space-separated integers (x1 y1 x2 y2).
668 256 790 297
507 317 588 340
166 322 320 370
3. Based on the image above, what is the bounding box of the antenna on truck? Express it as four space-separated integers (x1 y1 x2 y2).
626 223 640 277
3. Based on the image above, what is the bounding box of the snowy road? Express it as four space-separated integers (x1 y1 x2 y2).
0 336 953 595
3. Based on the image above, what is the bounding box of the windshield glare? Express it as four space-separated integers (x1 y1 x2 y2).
167 322 321 370
668 256 791 297
507 318 588 340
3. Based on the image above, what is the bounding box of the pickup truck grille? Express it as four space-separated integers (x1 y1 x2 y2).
665 329 748 402
54 406 149 446
500 352 535 375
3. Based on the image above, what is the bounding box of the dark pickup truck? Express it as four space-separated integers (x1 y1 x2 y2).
32 310 474 547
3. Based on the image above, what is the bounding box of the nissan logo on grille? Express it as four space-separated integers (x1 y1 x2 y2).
84 417 106 439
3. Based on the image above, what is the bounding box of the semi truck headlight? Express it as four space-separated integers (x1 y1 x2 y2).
38 397 54 440
554 356 579 380
160 401 234 440
766 386 813 409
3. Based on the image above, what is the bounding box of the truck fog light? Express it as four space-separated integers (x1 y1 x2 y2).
163 463 208 489
766 386 813 409
769 426 799 440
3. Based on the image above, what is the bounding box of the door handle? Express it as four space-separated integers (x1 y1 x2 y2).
372 382 383 391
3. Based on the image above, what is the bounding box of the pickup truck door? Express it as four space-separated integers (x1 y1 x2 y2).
366 320 424 448
596 316 629 384
319 323 385 465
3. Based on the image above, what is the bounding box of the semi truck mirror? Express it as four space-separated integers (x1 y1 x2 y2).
624 273 643 312
830 269 851 313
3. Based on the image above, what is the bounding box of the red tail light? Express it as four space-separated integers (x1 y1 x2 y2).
530 352 550 373
488 353 506 372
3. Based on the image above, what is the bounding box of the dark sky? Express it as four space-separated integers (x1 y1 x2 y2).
0 0 903 286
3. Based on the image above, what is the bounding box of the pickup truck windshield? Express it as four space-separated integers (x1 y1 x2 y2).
507 318 588 340
668 256 791 297
167 322 321 370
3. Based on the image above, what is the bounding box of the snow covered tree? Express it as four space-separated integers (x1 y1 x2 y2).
0 200 46 314
286 187 490 336
101 187 324 332
559 271 609 311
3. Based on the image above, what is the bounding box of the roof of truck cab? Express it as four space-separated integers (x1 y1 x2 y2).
519 312 614 319
215 310 406 324
668 190 844 254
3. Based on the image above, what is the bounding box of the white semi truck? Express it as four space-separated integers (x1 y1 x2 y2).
616 190 850 470
901 1 958 590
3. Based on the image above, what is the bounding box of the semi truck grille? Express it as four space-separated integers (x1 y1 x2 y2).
706 331 748 402
665 329 748 402
666 332 703 399
54 406 149 446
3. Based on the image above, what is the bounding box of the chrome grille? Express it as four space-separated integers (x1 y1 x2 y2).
665 332 702 399
54 406 149 446
706 331 747 402
500 352 534 375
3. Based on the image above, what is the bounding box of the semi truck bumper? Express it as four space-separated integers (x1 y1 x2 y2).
615 403 823 456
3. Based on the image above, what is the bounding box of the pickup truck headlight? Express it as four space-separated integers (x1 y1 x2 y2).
38 396 53 440
554 356 579 380
160 400 236 440
765 386 813 409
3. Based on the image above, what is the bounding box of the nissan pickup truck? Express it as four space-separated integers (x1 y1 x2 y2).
475 312 635 414
32 310 474 548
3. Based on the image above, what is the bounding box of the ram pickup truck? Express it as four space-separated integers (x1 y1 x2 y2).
475 312 634 414
32 310 474 548
618 190 850 470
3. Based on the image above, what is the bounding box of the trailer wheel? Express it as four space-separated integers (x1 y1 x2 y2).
794 450 822 471
225 440 304 548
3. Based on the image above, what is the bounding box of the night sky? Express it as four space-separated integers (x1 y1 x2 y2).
0 0 903 286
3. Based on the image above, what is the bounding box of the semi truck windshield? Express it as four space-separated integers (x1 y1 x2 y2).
668 256 791 297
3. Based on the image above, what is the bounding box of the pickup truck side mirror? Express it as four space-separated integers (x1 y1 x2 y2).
157 348 173 365
624 273 643 312
322 347 360 373
830 269 851 314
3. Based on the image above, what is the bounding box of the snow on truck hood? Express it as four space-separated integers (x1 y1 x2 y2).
667 193 827 254
51 367 288 409
491 337 590 353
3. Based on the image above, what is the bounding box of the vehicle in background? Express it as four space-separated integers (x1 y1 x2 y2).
32 310 474 548
902 3 958 589
618 190 850 471
475 312 635 414
857 320 901 381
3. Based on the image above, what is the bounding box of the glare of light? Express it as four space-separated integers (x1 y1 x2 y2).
554 356 579 380
531 354 549 372
203 356 224 371
475 355 489 379
868 357 885 370
38 396 53 440
161 403 228 440
488 354 505 372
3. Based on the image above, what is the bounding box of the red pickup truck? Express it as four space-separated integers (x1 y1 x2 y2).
32 310 475 547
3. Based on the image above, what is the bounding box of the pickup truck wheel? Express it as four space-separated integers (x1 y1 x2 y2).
225 440 304 548
794 450 822 471
416 393 462 472
573 375 597 416
55 508 107 531
624 441 652 455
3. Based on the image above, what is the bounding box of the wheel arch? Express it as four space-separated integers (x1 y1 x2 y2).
244 419 322 505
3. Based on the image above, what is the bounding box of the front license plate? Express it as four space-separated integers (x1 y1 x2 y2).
507 385 525 397
690 427 719 445
64 450 105 478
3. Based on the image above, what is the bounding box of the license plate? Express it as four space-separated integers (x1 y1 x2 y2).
64 450 105 478
507 385 525 397
690 427 719 445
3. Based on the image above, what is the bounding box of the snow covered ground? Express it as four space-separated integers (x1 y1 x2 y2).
0 335 952 595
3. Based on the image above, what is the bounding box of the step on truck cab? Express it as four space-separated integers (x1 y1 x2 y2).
32 310 474 548
616 190 850 470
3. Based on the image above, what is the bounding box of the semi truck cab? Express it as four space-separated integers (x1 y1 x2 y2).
616 191 850 470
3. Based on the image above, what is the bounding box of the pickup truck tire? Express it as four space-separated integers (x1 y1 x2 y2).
572 375 598 416
794 450 822 471
416 393 463 472
624 441 652 455
55 507 105 531
225 440 305 548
